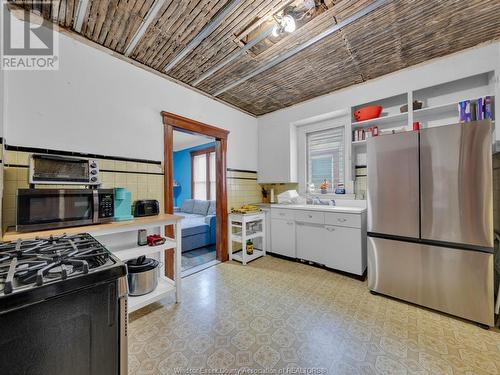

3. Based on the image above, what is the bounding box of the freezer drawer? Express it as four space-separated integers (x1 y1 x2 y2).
367 131 420 238
368 237 494 326
420 121 493 249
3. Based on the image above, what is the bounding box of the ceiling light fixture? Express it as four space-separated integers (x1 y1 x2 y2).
213 0 389 97
283 15 296 33
272 14 296 38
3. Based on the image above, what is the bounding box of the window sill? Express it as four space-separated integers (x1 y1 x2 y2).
305 193 356 199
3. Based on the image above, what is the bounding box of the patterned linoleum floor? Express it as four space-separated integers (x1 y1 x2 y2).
129 256 500 375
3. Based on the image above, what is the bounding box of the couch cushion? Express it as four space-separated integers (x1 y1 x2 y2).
179 213 204 220
182 220 209 236
207 200 216 215
181 199 195 213
193 200 210 216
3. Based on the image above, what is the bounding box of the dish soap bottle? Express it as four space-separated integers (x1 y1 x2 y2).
246 239 254 255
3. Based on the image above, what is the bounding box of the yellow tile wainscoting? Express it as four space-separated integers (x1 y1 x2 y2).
227 170 261 211
1 150 264 232
2 149 165 231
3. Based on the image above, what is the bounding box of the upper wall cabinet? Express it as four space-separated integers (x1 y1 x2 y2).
258 122 297 183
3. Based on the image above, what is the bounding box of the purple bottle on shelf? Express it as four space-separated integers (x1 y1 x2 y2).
484 96 493 120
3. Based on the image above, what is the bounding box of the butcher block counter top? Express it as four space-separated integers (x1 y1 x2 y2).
3 213 184 242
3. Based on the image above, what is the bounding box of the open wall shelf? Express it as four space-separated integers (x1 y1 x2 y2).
352 112 408 129
348 71 496 199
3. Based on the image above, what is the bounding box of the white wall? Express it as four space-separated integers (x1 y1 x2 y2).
4 16 258 170
258 42 500 182
0 67 4 139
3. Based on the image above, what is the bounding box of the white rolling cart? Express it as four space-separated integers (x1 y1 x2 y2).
229 211 266 265
88 214 183 313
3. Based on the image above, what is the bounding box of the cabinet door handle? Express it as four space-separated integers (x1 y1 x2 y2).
287 221 294 225
279 213 285 216
307 215 313 218
326 227 336 232
337 218 347 222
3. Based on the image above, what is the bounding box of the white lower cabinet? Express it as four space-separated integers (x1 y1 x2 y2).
270 207 367 275
271 218 296 258
296 222 326 264
323 225 365 275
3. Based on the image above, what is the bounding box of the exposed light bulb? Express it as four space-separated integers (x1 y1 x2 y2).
283 15 296 33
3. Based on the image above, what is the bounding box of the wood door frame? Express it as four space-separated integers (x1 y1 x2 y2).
162 112 229 265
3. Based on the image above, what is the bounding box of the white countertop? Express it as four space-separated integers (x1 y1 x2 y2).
269 204 366 214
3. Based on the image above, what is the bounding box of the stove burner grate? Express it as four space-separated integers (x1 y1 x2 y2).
0 234 114 295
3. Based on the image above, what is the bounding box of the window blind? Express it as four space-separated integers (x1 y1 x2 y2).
306 127 345 192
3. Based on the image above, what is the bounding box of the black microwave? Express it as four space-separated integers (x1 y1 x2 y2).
16 189 114 232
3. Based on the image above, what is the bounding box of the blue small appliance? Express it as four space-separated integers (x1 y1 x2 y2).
335 183 346 194
114 188 134 221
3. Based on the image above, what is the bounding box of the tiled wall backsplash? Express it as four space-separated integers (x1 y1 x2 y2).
259 183 299 197
354 167 367 200
2 150 165 231
259 181 368 200
1 149 263 231
227 170 261 210
4 147 499 234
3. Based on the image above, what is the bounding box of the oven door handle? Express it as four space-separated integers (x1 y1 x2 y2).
118 277 128 375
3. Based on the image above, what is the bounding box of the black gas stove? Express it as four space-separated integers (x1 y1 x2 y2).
0 233 127 375
0 233 120 296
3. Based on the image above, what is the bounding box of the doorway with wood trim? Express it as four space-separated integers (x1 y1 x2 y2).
162 112 229 279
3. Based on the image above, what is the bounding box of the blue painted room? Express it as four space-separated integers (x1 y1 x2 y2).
173 130 218 275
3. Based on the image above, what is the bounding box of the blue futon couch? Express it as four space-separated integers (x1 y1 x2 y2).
176 199 216 253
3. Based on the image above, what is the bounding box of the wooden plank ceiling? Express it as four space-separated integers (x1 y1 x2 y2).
10 0 500 116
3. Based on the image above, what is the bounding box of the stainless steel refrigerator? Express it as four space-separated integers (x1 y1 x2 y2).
367 120 495 327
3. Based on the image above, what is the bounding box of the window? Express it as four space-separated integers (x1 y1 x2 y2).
209 152 216 200
306 127 344 193
191 147 216 200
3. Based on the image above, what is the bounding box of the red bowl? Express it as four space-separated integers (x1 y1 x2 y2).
354 105 383 121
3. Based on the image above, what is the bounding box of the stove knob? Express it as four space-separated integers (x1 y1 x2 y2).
90 170 98 175
90 176 97 182
90 162 97 168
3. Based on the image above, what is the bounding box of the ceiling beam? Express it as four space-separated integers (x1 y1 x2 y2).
213 0 390 96
124 0 167 57
192 26 274 87
74 0 90 33
164 0 243 73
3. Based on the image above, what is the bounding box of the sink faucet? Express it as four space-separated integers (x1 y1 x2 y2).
330 199 336 206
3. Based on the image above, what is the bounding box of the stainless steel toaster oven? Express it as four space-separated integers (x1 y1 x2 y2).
29 154 101 185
